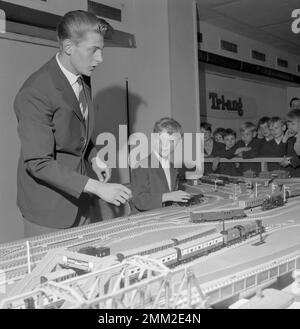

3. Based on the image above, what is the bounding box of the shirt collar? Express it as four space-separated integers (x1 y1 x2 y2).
56 53 80 87
154 151 170 167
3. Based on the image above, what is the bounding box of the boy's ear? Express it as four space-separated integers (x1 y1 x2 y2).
62 38 74 56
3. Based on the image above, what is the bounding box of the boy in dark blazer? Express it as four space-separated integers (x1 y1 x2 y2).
259 117 287 171
216 128 239 176
14 11 131 237
131 118 191 212
234 122 262 175
281 109 300 177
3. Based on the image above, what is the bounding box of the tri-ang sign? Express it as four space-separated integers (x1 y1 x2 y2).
207 91 257 119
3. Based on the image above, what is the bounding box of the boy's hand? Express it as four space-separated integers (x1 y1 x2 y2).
163 190 191 203
280 156 291 167
212 157 220 171
84 180 132 206
92 157 111 183
282 130 295 143
234 147 251 155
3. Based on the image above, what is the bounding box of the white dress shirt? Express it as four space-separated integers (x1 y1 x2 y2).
56 53 87 119
154 151 171 191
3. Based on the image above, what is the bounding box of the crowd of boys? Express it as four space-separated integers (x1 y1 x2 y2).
200 108 300 178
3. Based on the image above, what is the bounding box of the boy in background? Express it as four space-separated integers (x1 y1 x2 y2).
131 117 191 212
213 127 226 143
280 109 300 177
200 122 225 175
257 117 273 142
234 122 261 175
213 128 239 176
259 117 287 171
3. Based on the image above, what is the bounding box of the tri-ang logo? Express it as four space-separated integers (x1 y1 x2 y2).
209 92 244 117
291 9 300 34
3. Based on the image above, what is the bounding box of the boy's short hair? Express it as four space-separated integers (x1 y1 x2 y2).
57 10 112 45
240 122 256 133
290 97 300 108
213 127 226 138
269 116 285 126
287 109 300 121
257 116 270 127
200 122 212 132
153 117 182 135
224 128 236 138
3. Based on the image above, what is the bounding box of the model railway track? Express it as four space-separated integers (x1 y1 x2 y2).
0 206 208 260
0 214 159 253
1 222 188 282
0 201 215 256
0 218 158 261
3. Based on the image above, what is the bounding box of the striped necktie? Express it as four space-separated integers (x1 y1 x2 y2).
77 76 88 121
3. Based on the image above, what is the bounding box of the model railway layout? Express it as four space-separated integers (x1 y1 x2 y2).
1 175 300 308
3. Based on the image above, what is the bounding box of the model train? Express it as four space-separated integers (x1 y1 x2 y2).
176 193 204 207
261 193 285 210
239 191 286 210
150 220 264 267
116 227 217 262
78 246 110 257
190 208 246 223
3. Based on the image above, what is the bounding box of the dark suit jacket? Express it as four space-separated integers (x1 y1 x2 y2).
14 56 99 228
131 154 179 212
234 138 262 174
286 137 300 177
259 139 287 171
204 141 225 175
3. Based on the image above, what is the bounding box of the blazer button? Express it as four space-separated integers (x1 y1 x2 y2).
80 137 86 144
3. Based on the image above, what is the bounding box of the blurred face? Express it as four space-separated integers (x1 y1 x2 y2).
214 133 224 143
68 31 104 76
291 100 300 110
241 129 255 145
224 135 236 149
287 118 300 135
269 121 285 139
259 123 271 139
257 127 263 139
154 131 181 159
200 128 211 142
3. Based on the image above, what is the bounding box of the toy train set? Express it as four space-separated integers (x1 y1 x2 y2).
89 220 264 275
39 221 263 286
190 189 300 223
151 220 264 268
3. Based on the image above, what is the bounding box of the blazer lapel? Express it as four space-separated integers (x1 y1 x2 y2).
157 162 171 191
82 80 94 144
170 163 178 191
150 153 170 191
48 57 85 125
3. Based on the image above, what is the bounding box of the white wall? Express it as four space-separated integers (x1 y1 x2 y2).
0 39 56 243
129 0 173 138
168 0 200 133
